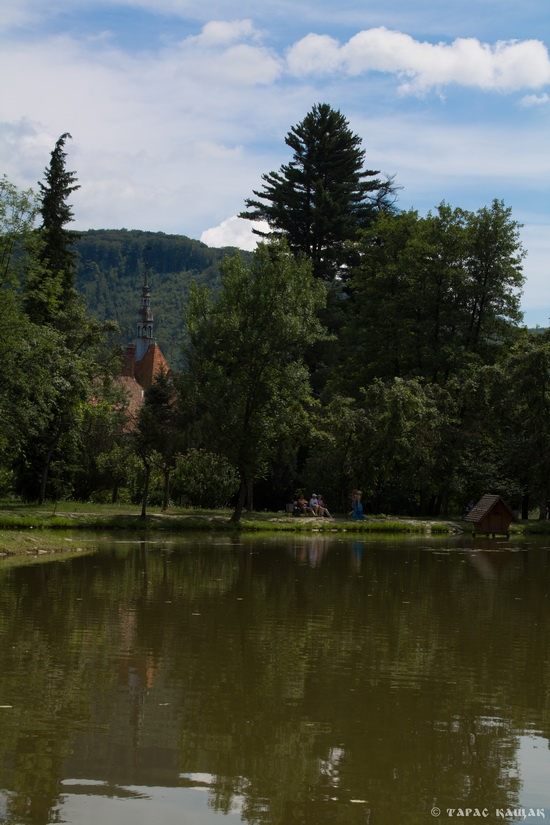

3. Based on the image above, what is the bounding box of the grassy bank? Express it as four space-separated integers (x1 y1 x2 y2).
0 499 461 553
0 530 95 564
0 499 546 558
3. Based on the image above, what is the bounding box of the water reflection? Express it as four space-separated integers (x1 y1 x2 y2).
1 534 550 824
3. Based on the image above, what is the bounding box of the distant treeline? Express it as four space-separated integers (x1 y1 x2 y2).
75 229 250 367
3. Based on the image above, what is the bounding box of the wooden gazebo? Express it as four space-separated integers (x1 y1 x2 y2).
464 494 515 537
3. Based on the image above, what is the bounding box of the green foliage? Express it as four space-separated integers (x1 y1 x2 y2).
360 378 454 515
0 177 126 503
172 449 239 508
1 295 64 473
183 241 327 520
74 229 251 368
37 132 80 295
22 134 80 326
9 319 108 503
491 331 550 518
303 395 369 512
305 380 454 515
338 201 525 389
72 388 134 501
136 367 184 514
240 103 396 282
0 175 41 288
0 116 539 521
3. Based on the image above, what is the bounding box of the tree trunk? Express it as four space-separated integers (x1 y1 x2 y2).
38 433 60 504
538 486 548 521
231 477 248 523
162 468 170 512
521 491 530 521
38 460 50 506
141 462 151 520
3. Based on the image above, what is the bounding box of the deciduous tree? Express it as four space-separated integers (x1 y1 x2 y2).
136 367 181 516
0 175 41 288
183 241 326 521
337 201 525 391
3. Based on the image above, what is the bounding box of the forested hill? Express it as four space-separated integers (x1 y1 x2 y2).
74 228 249 367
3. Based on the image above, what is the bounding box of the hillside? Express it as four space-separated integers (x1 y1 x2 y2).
75 229 249 368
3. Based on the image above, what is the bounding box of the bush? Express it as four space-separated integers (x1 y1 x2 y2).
0 469 14 498
172 449 239 508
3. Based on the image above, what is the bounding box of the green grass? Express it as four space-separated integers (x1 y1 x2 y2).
238 516 453 534
5 499 545 559
0 529 95 563
510 520 550 535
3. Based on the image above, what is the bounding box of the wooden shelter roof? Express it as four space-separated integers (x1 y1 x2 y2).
464 494 515 524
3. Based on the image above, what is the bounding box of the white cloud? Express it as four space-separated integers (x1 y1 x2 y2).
200 216 269 250
162 21 283 87
184 19 259 47
215 43 282 85
2 10 550 325
520 92 550 107
286 33 342 75
287 27 550 94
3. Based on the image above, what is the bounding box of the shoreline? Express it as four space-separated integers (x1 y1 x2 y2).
0 502 545 559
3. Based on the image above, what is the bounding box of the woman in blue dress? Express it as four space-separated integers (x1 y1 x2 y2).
351 490 364 521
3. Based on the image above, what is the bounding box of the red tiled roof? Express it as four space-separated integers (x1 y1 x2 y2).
113 342 171 430
134 342 170 389
116 375 145 430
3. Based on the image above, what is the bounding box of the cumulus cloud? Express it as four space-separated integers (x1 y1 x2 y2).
185 19 259 47
520 92 550 107
3 8 550 326
0 22 283 238
173 20 282 85
287 27 550 94
201 216 269 250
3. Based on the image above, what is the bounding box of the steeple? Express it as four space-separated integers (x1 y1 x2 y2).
135 270 153 361
118 262 170 421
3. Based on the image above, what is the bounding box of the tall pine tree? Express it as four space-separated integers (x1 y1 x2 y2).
25 133 80 324
240 103 396 282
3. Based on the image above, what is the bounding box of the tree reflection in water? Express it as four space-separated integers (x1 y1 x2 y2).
0 534 548 825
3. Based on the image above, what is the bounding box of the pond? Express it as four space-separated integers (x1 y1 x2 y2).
1 533 550 825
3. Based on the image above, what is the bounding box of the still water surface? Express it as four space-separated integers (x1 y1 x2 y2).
1 533 550 825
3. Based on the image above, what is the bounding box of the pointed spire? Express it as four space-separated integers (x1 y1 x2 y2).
135 268 154 361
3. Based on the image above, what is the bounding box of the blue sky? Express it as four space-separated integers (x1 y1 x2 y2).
1 0 549 324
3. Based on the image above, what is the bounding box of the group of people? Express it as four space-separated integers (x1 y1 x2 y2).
292 490 365 519
295 493 331 517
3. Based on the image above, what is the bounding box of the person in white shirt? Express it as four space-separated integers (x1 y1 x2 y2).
309 493 321 516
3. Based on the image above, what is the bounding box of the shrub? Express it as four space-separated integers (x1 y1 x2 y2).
172 449 239 509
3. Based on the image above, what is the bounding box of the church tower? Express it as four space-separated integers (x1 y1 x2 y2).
135 271 153 362
121 267 169 397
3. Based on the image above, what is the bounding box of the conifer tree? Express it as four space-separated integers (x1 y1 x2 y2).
39 132 80 287
25 133 80 323
240 103 396 282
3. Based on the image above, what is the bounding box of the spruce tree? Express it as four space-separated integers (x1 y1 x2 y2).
25 133 80 324
240 103 396 282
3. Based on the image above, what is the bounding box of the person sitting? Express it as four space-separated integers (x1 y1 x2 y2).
317 495 331 517
296 494 308 515
308 493 322 515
